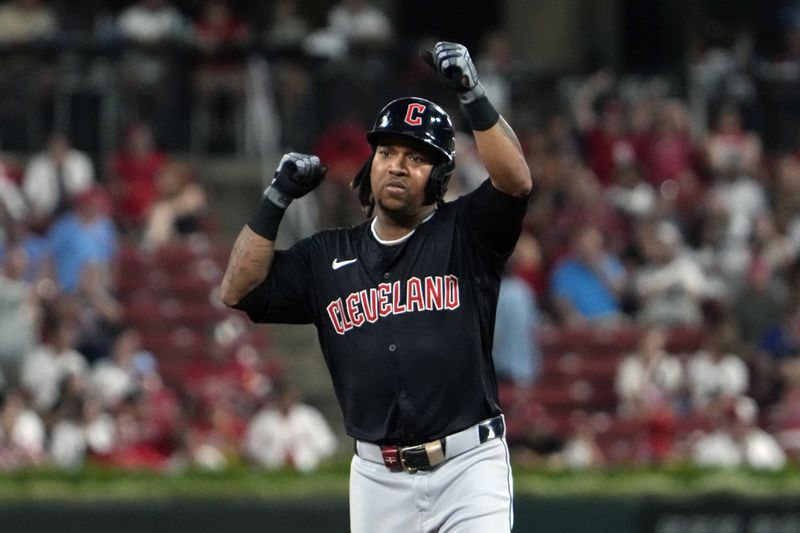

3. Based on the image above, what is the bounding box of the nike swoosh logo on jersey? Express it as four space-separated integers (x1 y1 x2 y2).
332 257 358 270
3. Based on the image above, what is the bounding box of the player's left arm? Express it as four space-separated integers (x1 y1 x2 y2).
424 41 532 198
473 118 531 197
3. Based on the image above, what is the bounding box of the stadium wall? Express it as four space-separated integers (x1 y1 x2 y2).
2 495 798 533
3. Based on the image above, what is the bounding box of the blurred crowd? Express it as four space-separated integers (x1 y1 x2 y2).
2 0 800 473
489 12 800 471
0 118 338 471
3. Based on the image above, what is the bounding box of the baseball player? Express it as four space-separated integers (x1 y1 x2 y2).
221 41 532 532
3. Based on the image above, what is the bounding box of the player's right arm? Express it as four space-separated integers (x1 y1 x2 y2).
220 153 326 307
220 225 275 307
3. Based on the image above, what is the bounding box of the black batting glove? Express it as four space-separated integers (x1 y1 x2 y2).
422 41 486 104
264 152 327 209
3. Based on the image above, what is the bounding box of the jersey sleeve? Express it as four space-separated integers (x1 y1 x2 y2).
233 238 316 324
460 177 529 259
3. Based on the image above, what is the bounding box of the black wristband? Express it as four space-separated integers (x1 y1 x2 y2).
461 96 500 131
247 196 286 240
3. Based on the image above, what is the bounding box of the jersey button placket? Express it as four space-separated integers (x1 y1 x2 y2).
388 343 397 352
383 272 390 280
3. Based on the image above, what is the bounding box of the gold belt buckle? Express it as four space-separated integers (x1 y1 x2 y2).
399 444 422 474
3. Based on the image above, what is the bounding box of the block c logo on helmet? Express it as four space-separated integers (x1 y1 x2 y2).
404 103 427 126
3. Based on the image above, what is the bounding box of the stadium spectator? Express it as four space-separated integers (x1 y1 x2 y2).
132 359 182 461
101 395 170 471
632 220 709 326
705 102 762 181
559 410 606 469
550 225 628 327
691 193 745 292
691 396 786 470
81 394 117 460
493 237 542 390
0 388 46 469
142 161 208 247
615 327 684 417
0 0 57 44
0 246 39 389
312 118 373 227
180 425 228 470
615 326 684 463
0 215 51 285
244 382 337 472
22 132 95 229
605 160 657 223
106 122 169 233
19 309 88 413
702 103 767 281
0 167 29 230
47 396 87 468
642 98 697 188
550 163 628 257
571 70 642 186
686 323 750 416
732 213 792 348
70 263 124 363
475 31 515 117
688 19 754 135
0 159 50 283
45 370 91 468
47 185 117 293
508 230 546 301
325 0 392 50
89 328 152 409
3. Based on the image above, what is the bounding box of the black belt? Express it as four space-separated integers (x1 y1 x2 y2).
355 415 505 474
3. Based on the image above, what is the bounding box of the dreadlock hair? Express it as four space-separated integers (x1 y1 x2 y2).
351 152 376 218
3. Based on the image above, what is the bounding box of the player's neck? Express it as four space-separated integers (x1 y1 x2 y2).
373 207 436 243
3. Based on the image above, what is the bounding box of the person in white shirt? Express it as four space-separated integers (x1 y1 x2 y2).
20 314 89 414
686 324 749 414
22 133 94 226
327 0 392 47
0 389 46 468
615 327 684 416
117 0 186 45
691 396 785 470
244 383 337 473
633 220 709 326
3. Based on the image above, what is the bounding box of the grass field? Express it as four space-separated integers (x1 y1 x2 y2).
2 462 799 501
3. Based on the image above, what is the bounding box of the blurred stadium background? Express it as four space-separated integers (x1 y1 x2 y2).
1 0 800 531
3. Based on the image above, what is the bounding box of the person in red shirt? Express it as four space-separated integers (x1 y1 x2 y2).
572 71 642 187
106 123 169 233
644 99 697 187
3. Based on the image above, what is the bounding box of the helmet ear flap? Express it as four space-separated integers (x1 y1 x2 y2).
425 162 454 204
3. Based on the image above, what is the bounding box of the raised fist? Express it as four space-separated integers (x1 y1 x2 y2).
265 152 327 209
422 41 485 104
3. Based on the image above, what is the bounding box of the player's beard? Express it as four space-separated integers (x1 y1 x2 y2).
376 194 435 227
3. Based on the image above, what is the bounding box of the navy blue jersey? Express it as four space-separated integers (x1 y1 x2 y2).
235 178 528 444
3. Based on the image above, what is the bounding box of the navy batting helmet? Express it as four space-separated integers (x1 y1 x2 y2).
352 97 456 214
